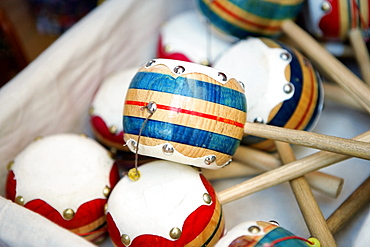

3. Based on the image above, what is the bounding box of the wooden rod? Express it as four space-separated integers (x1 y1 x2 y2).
244 122 370 160
326 176 370 235
275 141 337 247
219 131 370 205
281 20 370 114
234 146 344 198
202 161 263 180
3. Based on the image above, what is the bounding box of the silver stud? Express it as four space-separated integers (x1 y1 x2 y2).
169 227 182 239
239 81 245 90
203 193 212 204
269 220 280 226
280 52 291 61
121 234 131 246
204 155 216 165
248 225 261 234
145 60 156 67
321 1 331 11
131 140 138 151
146 101 157 114
283 83 294 94
254 117 264 124
162 143 174 155
174 65 185 74
218 72 227 81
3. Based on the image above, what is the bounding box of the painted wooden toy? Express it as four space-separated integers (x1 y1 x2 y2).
213 37 323 152
157 9 233 66
123 58 246 169
90 67 139 152
106 160 225 247
5 133 120 243
214 221 320 246
196 0 305 39
303 0 370 42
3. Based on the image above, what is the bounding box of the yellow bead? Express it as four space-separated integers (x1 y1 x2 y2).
307 237 321 247
128 168 141 181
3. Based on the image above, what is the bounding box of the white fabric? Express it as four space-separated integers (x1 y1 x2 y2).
0 0 369 246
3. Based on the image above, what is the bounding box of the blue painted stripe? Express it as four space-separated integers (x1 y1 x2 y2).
130 71 246 112
123 116 240 155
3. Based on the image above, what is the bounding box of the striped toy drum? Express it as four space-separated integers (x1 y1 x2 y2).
196 0 305 39
123 59 246 169
106 160 225 247
213 37 323 152
5 133 120 243
215 221 313 246
304 0 370 41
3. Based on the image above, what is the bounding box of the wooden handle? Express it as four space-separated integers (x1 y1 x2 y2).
244 122 370 160
202 161 263 180
281 20 370 114
326 176 370 235
218 130 370 205
275 141 337 247
234 145 344 198
348 28 370 86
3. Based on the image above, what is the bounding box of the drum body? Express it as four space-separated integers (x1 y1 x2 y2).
123 59 246 169
213 37 323 152
196 0 305 39
215 221 309 246
5 133 120 243
304 0 370 41
106 160 225 247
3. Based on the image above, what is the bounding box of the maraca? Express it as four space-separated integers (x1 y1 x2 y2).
157 9 233 66
213 37 323 152
123 58 246 169
214 221 319 246
5 133 120 243
106 160 224 247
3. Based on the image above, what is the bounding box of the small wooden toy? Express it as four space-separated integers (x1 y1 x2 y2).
213 37 323 152
123 58 246 169
90 67 139 152
5 133 120 243
215 221 319 246
157 10 232 66
106 160 224 247
196 0 305 39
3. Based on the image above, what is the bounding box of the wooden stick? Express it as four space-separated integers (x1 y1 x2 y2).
323 82 364 112
219 130 370 205
244 122 370 160
348 28 370 86
202 161 263 180
326 176 370 235
234 146 344 198
281 20 370 114
275 141 337 246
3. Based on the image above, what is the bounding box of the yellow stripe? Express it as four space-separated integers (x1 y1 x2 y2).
339 0 351 40
264 0 304 4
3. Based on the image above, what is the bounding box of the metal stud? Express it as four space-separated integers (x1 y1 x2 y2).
283 83 294 94
165 44 173 53
131 140 138 151
239 81 245 90
33 136 42 141
321 1 331 11
162 143 174 155
145 101 157 114
174 65 185 74
109 125 118 134
254 117 264 124
79 133 88 138
89 106 94 115
280 52 291 61
169 227 182 240
121 234 131 246
203 193 212 204
200 59 210 66
204 155 216 165
102 185 111 198
15 196 24 205
248 225 261 234
218 72 227 81
145 60 156 67
63 208 75 220
269 220 280 226
7 161 14 171
104 203 108 215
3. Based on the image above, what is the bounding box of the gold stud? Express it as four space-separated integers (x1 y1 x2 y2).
63 208 75 220
321 1 331 11
248 225 261 234
15 196 24 205
109 125 118 134
7 161 14 171
165 44 172 53
104 203 108 215
128 168 141 181
79 133 87 138
103 185 111 198
121 234 131 246
169 227 182 240
200 59 210 66
89 106 94 115
203 193 212 204
33 136 42 141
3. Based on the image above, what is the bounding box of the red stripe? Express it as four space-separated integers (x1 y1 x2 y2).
125 100 244 128
212 0 281 32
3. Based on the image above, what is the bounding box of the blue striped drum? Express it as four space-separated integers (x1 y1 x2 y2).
123 59 246 169
213 38 323 152
196 0 305 39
